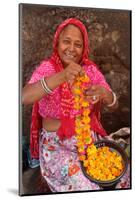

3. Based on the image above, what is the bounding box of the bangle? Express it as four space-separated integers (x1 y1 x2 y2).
40 78 48 94
107 92 117 107
40 77 53 94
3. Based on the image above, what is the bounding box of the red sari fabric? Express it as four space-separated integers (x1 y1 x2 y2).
30 18 107 159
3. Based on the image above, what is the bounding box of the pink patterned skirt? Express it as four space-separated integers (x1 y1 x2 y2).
39 129 130 192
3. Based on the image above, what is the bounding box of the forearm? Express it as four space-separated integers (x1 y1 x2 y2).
45 70 66 91
103 90 119 111
22 71 66 105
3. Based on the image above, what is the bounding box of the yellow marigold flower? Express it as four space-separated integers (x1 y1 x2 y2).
84 75 90 82
83 124 91 131
82 116 90 124
74 96 80 103
82 101 89 107
74 103 81 110
83 160 89 167
78 76 84 82
75 128 82 134
73 88 82 95
79 74 89 83
75 119 83 127
87 145 97 155
83 109 91 116
76 141 84 147
78 146 85 153
85 137 92 145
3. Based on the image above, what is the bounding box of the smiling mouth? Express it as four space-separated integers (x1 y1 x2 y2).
64 52 75 59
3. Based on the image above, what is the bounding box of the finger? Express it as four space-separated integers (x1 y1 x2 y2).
70 63 83 73
69 66 83 77
71 69 81 76
85 95 100 104
68 74 76 80
79 68 85 75
85 86 103 96
90 85 98 91
85 86 96 95
85 90 99 96
68 79 74 86
91 98 100 104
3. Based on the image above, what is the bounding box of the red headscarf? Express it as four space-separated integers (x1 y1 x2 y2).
30 18 107 159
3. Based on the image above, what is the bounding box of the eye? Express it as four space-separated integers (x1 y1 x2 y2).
63 39 70 44
75 43 83 48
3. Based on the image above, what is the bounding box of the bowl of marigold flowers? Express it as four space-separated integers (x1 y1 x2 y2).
80 139 128 189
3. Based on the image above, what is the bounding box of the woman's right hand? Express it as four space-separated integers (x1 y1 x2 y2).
22 62 83 105
62 61 83 84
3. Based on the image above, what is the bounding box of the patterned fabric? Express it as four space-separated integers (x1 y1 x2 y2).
29 62 111 119
39 129 130 192
29 61 61 119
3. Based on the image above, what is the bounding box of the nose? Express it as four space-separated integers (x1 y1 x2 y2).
68 43 75 52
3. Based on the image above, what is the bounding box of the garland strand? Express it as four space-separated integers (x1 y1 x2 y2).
73 72 124 181
73 72 92 161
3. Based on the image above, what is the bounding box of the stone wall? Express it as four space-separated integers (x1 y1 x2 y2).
20 4 131 142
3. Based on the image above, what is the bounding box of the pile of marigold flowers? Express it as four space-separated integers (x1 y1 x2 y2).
84 144 123 181
73 72 124 181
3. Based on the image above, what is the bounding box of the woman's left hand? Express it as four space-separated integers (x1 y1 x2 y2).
84 85 113 106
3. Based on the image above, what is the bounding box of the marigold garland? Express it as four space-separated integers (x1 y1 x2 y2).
73 72 124 181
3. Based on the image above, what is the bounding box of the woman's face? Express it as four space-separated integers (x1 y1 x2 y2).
57 25 84 67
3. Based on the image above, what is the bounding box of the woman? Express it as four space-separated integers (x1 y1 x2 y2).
22 18 129 192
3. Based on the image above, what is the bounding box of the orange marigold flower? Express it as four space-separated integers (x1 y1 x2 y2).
73 88 82 95
79 75 89 83
79 155 86 161
74 103 81 110
82 101 89 107
83 124 91 131
78 146 85 153
82 116 91 124
83 109 91 116
76 141 84 147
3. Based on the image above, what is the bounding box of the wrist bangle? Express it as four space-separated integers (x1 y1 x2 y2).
107 92 117 107
40 77 53 94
